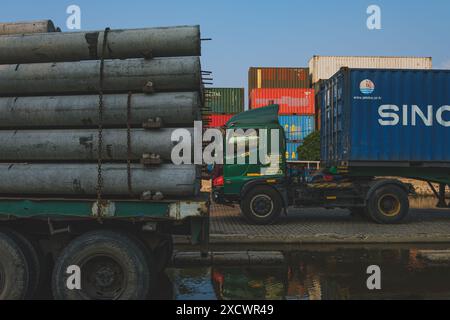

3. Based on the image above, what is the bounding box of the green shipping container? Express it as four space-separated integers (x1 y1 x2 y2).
205 88 245 114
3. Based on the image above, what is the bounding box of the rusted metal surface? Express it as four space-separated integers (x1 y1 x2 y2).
91 201 116 218
169 200 209 220
248 67 310 104
0 20 57 36
0 128 193 161
0 92 200 128
0 163 200 197
0 57 201 96
0 196 209 221
0 25 200 64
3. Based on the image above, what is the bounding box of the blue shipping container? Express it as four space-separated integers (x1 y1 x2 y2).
279 115 315 141
320 68 450 165
286 142 302 161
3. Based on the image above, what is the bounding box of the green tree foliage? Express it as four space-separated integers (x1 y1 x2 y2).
297 131 320 161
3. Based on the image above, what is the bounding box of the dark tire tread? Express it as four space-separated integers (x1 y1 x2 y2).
241 186 282 225
52 230 152 300
0 231 29 300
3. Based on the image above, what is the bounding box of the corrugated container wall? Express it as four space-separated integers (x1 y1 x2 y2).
250 88 315 115
279 115 315 141
309 56 432 84
321 68 450 166
249 67 310 100
313 80 326 130
205 88 244 113
286 142 302 161
205 114 235 128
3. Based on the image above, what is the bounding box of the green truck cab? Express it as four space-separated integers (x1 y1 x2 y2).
212 105 449 226
221 105 286 193
213 105 290 224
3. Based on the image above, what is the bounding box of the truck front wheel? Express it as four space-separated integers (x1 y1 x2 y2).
241 186 282 225
367 185 409 224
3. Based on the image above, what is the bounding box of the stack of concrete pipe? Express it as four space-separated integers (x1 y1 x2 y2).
0 22 203 198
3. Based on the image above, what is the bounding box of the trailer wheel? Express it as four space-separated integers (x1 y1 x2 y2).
0 232 29 300
3 230 43 299
241 186 282 225
367 185 409 224
52 230 152 300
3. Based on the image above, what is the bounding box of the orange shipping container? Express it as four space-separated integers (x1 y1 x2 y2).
250 88 315 115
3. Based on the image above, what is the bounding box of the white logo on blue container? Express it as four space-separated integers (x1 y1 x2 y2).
360 79 375 95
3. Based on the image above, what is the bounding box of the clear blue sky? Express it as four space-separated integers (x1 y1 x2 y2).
1 0 449 92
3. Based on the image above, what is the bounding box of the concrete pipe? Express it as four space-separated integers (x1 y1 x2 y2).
0 163 200 197
0 25 200 64
0 92 201 128
0 57 201 96
0 128 192 161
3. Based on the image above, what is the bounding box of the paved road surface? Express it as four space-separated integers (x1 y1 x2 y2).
210 204 450 244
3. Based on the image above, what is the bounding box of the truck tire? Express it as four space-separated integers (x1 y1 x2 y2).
367 185 409 224
52 230 152 300
0 232 29 300
3 230 42 299
241 186 282 225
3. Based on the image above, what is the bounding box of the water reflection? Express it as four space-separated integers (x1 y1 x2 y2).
165 248 450 300
212 267 286 300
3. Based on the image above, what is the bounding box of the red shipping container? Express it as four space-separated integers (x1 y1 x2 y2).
250 88 315 115
205 114 235 128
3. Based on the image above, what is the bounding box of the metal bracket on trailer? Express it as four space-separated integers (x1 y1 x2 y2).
428 182 450 208
141 50 153 60
142 117 162 129
142 81 155 94
141 191 164 201
141 153 162 166
47 218 71 235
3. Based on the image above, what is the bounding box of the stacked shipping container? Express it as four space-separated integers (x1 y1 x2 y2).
249 68 315 161
320 68 450 165
308 56 433 130
308 56 433 84
205 88 244 128
249 88 314 114
248 67 310 93
279 115 315 141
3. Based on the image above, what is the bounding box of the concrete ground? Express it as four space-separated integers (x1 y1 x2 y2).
209 204 450 244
